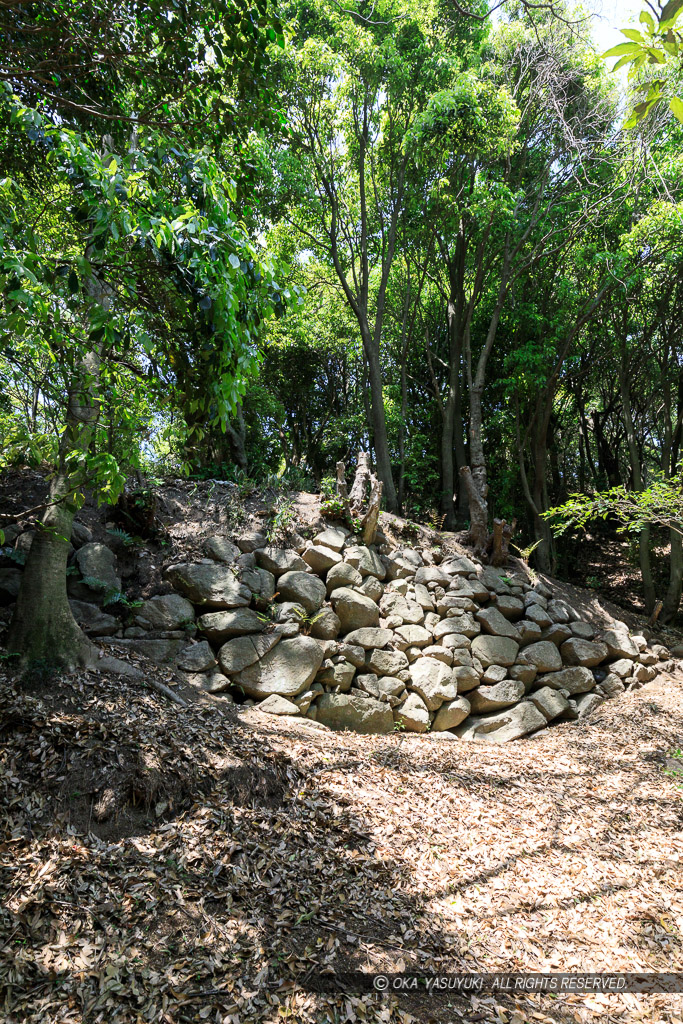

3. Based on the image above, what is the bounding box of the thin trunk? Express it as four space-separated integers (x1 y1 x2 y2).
662 530 683 623
619 348 656 614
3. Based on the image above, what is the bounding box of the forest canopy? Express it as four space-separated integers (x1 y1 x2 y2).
1 0 683 667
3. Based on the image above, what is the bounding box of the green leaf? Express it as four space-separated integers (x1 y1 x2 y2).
640 10 655 31
671 96 683 123
621 29 644 42
611 53 637 72
602 42 641 57
228 253 241 269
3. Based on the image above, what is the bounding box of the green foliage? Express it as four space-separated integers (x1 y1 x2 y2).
266 495 297 543
603 3 683 126
543 481 683 538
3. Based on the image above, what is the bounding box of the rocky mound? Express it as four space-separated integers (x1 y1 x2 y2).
4 506 677 743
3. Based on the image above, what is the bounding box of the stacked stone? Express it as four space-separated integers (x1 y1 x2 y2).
148 526 674 742
2 517 676 743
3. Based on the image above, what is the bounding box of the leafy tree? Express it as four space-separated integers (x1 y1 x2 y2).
603 1 683 126
0 0 293 669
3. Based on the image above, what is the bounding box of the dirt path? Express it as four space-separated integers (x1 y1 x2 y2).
1 665 682 1024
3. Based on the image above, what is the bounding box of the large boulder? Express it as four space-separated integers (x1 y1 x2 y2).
316 693 394 733
471 635 519 668
602 630 639 660
395 692 431 732
574 691 604 718
525 604 553 629
217 632 282 674
453 665 481 693
547 599 575 624
69 600 119 636
166 562 252 609
204 536 240 563
468 680 525 714
344 545 386 580
409 658 458 710
542 624 573 647
394 624 432 648
303 545 343 573
235 636 325 698
432 696 471 731
236 530 266 553
76 542 121 592
537 666 596 695
313 527 348 551
527 686 570 722
343 627 394 649
519 640 562 673
177 641 217 673
495 595 525 621
379 592 424 625
560 638 609 668
326 562 363 594
316 660 356 691
367 648 409 677
257 694 301 716
456 701 548 743
198 607 264 642
255 547 308 577
437 612 480 639
330 587 380 632
309 607 342 640
441 555 478 576
414 566 450 587
476 606 521 640
137 593 195 630
70 522 93 548
277 571 326 614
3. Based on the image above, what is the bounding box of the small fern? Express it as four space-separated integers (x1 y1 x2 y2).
510 539 544 565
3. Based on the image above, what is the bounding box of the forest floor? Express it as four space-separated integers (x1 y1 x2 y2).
2 470 683 1023
1 652 683 1024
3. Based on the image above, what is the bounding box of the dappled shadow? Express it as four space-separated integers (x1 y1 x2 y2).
3 668 683 1024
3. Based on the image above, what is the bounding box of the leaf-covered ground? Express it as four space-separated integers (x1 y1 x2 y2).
1 657 683 1024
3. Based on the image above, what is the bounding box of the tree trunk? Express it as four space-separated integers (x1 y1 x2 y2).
225 404 248 470
9 245 110 670
8 346 103 670
362 328 397 513
662 529 683 624
459 466 488 557
619 352 656 614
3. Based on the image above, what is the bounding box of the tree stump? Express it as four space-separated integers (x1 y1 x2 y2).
459 466 516 566
335 452 383 545
349 451 372 513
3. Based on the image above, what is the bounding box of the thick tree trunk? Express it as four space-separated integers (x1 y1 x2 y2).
459 466 488 557
225 404 248 470
662 530 683 624
8 345 103 670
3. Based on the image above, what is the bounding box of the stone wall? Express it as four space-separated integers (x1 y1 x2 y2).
1 518 677 742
